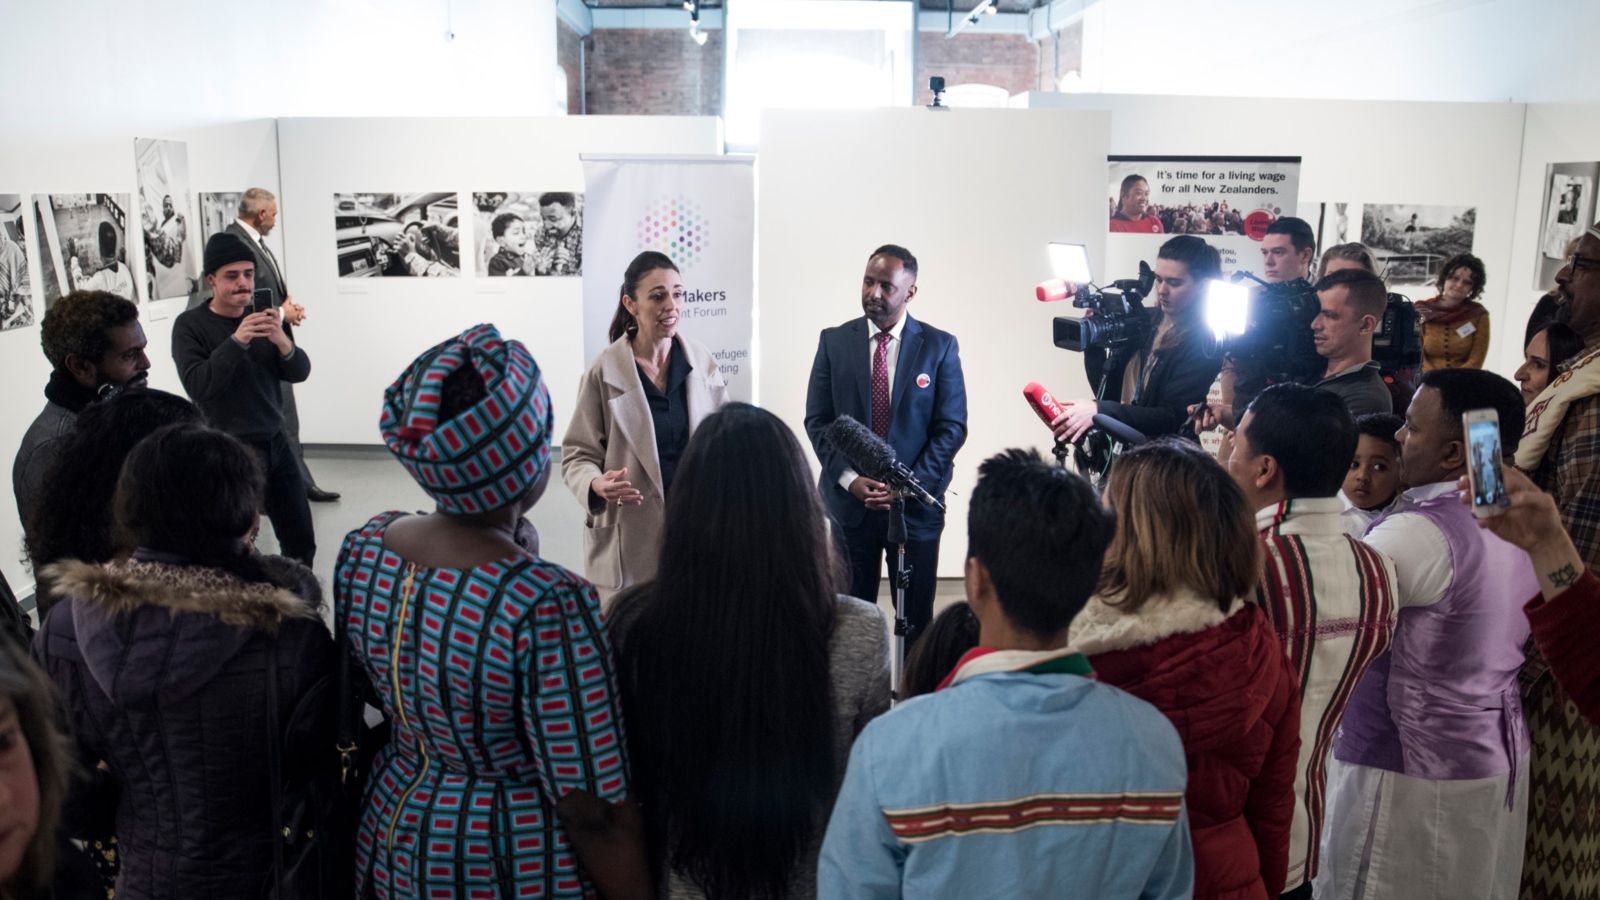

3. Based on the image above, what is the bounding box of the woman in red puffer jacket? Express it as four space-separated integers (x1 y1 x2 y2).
1069 439 1300 900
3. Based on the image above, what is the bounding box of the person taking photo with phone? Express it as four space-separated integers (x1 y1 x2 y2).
1315 369 1536 900
171 232 316 565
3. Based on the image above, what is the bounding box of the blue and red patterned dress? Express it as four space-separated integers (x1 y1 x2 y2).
335 511 628 898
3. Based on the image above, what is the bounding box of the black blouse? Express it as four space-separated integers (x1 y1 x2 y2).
638 339 693 495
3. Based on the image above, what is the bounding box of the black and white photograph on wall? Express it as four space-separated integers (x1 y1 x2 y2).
0 194 33 331
473 192 585 276
1533 161 1600 289
33 193 138 310
334 192 461 277
1298 201 1363 253
199 192 244 244
1361 203 1476 285
134 138 199 301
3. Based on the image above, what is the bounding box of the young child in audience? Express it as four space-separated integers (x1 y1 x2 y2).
899 601 980 699
1342 413 1405 537
820 449 1193 899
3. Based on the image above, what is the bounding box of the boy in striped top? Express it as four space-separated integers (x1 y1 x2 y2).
818 449 1192 899
1227 384 1399 899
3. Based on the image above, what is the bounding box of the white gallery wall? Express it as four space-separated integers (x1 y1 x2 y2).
758 108 1112 578
1019 92 1530 378
1507 104 1600 370
273 116 723 446
0 0 562 144
0 118 285 594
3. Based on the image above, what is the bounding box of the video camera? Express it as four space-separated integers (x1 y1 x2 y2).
1374 291 1422 374
1043 243 1157 354
1203 273 1324 384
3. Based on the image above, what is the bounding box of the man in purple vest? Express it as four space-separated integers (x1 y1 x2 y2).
1316 369 1536 899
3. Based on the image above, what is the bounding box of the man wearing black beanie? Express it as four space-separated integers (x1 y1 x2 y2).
170 232 316 564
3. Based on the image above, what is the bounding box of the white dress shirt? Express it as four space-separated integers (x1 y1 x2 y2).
839 314 910 491
1358 481 1457 609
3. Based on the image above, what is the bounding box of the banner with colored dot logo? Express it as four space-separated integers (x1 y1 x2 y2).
583 157 755 402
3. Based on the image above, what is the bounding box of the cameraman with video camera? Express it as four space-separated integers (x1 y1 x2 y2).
1051 235 1223 443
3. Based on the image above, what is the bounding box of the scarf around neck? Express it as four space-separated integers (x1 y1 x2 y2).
1519 344 1600 471
1415 297 1487 326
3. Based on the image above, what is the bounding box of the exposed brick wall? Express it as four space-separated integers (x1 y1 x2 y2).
916 32 1040 104
584 28 723 117
558 19 584 114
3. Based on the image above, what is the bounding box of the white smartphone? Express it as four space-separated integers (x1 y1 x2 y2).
1463 408 1510 517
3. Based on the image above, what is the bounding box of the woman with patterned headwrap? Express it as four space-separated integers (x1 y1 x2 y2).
562 251 729 603
335 324 647 898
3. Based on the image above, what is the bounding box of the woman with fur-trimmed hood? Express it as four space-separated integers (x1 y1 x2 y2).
33 423 335 900
1069 439 1301 900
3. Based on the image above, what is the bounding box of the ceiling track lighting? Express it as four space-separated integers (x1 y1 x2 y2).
951 0 1000 35
686 0 708 45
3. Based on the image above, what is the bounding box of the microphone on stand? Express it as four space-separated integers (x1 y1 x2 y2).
822 415 945 512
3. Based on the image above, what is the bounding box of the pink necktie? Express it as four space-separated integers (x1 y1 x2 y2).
872 332 892 439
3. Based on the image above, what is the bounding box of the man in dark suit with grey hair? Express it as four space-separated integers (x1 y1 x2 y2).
226 187 339 502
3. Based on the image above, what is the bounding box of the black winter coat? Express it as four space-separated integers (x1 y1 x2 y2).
33 552 335 900
1083 323 1222 440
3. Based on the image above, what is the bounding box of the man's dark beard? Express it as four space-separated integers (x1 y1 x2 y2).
1555 300 1573 325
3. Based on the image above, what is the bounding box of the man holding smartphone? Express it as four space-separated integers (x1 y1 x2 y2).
1315 368 1534 900
170 232 315 565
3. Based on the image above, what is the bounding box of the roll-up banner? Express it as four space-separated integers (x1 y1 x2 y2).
581 156 755 401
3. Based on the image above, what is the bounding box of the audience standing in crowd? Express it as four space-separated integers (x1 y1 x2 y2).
1515 223 1600 900
34 423 335 899
23 391 200 622
1052 235 1223 442
13 290 148 549
1226 384 1398 899
0 638 97 900
898 601 980 699
563 251 729 604
1070 438 1300 900
339 325 645 898
1418 252 1491 372
1342 413 1407 536
821 448 1192 899
610 402 889 899
172 232 316 565
1318 369 1536 899
1516 322 1585 407
1309 268 1396 419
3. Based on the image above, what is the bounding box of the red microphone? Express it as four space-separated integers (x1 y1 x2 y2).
1035 279 1077 303
1023 382 1067 428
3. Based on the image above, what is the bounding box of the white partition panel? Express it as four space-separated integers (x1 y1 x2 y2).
0 118 284 595
273 116 722 446
1506 104 1600 374
758 107 1113 577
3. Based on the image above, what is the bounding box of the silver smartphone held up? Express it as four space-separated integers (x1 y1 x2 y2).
1463 408 1510 518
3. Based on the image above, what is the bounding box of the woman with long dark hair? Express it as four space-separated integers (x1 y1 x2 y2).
561 251 728 603
34 423 335 899
23 389 201 618
609 402 891 899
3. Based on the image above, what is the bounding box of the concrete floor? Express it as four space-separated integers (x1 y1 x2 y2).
262 447 967 624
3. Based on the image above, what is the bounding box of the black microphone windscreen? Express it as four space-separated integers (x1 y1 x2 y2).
822 415 894 477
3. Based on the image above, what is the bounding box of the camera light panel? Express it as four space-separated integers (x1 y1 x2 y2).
1204 279 1251 341
1047 242 1093 285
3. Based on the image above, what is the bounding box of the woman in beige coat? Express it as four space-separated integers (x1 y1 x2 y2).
562 250 728 601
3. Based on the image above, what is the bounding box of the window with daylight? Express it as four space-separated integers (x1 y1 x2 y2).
723 0 916 151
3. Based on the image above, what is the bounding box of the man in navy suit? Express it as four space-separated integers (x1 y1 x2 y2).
805 245 967 644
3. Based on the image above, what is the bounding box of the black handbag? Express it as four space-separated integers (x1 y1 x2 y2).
263 604 383 899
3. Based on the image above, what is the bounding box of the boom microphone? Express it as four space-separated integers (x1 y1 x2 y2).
1023 382 1066 429
821 415 945 511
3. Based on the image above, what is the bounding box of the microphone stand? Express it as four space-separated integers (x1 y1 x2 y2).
886 491 911 697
